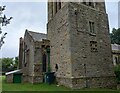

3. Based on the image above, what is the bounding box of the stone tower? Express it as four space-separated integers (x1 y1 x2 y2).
47 0 116 89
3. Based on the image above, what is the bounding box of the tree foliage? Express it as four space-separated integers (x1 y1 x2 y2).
1 57 18 73
114 65 120 84
110 28 120 44
14 56 18 69
2 58 14 71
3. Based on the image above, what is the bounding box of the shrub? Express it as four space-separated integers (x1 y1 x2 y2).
114 65 120 84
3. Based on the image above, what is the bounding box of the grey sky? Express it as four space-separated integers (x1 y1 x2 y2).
0 1 119 58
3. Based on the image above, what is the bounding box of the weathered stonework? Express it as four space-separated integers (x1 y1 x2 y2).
19 29 50 83
47 1 116 89
57 76 116 89
117 84 120 90
6 74 13 83
18 37 24 69
112 44 120 66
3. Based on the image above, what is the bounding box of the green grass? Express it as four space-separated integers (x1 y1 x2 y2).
2 76 69 91
1 76 120 92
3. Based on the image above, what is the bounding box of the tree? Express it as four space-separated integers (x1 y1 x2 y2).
0 6 12 49
1 57 14 72
14 56 18 70
1 57 19 73
114 65 120 84
110 28 120 45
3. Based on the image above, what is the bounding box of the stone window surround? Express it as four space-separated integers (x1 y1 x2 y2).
89 21 95 34
90 41 98 52
51 0 62 17
82 0 96 8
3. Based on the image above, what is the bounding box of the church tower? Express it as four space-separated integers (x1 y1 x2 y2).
47 0 116 89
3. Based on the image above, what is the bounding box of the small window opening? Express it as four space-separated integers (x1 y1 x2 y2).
90 41 98 52
115 57 119 64
55 2 57 13
83 0 87 5
89 21 95 33
55 64 58 71
89 2 92 6
58 2 61 9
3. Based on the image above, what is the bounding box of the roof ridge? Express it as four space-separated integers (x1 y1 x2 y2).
25 29 47 41
28 30 46 35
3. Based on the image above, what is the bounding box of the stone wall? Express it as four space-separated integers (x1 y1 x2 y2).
47 2 106 22
47 2 116 89
6 74 13 83
23 30 34 77
69 2 114 78
34 42 42 64
48 4 72 77
72 76 116 89
69 2 116 88
22 75 29 83
27 75 43 84
21 30 50 84
57 76 116 89
18 37 24 69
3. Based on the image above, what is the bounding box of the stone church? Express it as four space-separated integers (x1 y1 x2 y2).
19 29 50 83
47 1 116 89
18 0 117 89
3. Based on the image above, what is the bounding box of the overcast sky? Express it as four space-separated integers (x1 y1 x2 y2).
0 0 119 58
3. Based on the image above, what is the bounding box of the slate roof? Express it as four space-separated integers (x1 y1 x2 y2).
112 44 120 51
27 30 46 41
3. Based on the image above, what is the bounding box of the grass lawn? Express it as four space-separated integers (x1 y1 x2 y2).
2 76 69 91
1 76 120 92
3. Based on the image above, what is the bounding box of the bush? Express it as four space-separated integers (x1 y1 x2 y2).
114 65 120 84
2 72 5 75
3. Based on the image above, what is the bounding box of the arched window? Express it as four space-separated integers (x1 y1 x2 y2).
42 54 47 72
55 1 57 13
115 57 118 64
58 2 61 9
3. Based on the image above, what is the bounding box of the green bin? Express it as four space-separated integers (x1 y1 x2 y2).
45 72 55 84
13 73 22 83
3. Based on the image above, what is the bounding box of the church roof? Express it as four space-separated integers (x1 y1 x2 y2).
26 30 47 41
